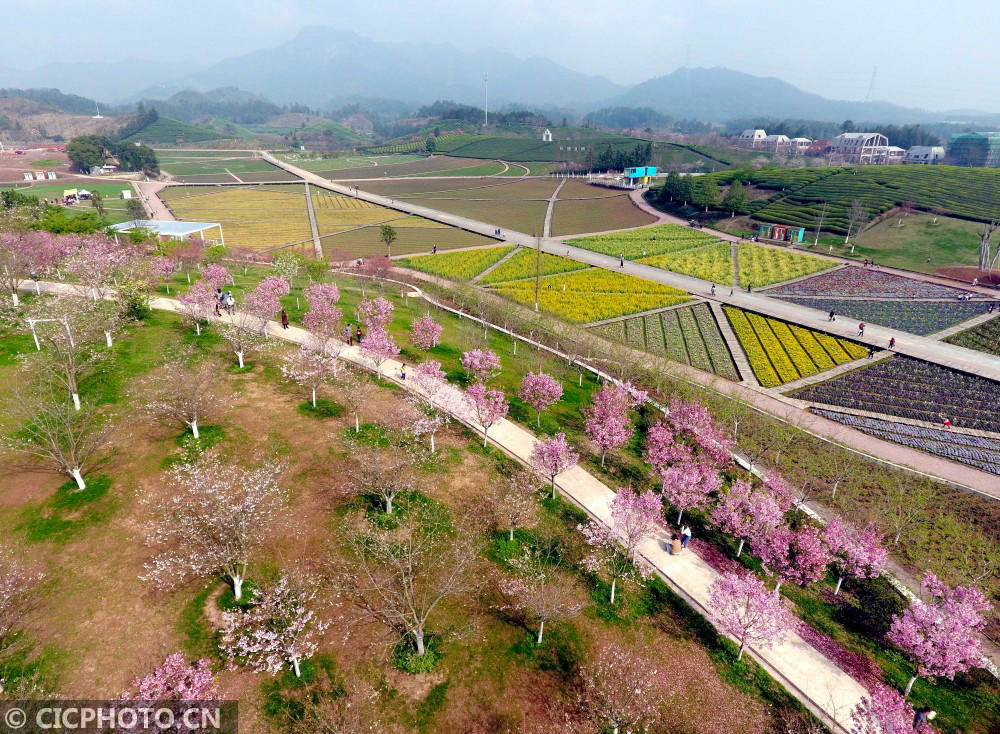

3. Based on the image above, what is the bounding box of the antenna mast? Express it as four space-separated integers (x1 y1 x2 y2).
483 72 489 128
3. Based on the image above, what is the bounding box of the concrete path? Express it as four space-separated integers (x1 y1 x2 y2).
133 181 174 221
261 152 1000 383
303 182 323 258
708 300 758 386
542 179 566 238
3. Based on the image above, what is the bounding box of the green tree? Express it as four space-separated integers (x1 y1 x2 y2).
380 224 397 257
675 175 694 207
692 178 720 212
90 191 105 218
425 137 436 153
125 198 146 221
721 180 746 217
659 171 681 203
66 136 105 172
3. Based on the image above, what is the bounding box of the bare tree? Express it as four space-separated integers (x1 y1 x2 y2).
0 546 44 657
140 451 286 601
329 503 477 658
495 545 584 645
812 201 828 248
578 642 667 734
218 310 270 369
347 417 428 515
286 679 384 733
2 370 113 490
845 199 868 246
875 480 936 546
136 350 233 439
484 468 540 541
336 367 377 433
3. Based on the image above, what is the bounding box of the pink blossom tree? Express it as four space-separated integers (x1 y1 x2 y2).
708 571 792 661
244 276 290 331
0 546 44 655
889 572 990 696
583 382 636 467
200 263 230 291
0 231 62 305
467 382 508 447
518 371 563 427
218 308 270 368
643 421 693 471
141 452 286 602
822 517 888 595
485 468 539 541
177 282 215 335
666 398 736 465
359 327 400 379
281 346 341 407
578 642 665 734
410 314 442 351
66 235 141 302
710 480 784 558
220 575 328 678
146 256 178 294
849 683 934 734
121 652 218 699
756 525 832 593
356 296 394 332
496 547 584 645
302 283 342 354
610 487 664 559
578 521 651 605
137 353 233 439
530 432 578 499
461 348 502 383
657 460 721 525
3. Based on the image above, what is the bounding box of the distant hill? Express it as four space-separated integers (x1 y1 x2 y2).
138 87 282 125
121 116 222 144
0 87 109 116
612 67 939 124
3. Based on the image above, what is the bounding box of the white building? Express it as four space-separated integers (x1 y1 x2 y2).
829 132 890 164
737 129 767 149
883 146 906 164
903 145 946 164
541 128 553 142
789 137 813 154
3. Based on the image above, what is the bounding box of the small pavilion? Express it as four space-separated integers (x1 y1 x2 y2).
110 219 224 245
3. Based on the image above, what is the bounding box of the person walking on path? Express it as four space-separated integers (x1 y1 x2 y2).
400 364 407 381
858 322 865 336
620 253 625 268
345 324 353 345
669 534 683 555
681 525 692 549
214 288 223 316
710 283 716 296
941 416 952 429
280 309 289 329
432 245 437 255
867 346 875 358
828 310 836 322
225 292 235 315
356 326 363 343
889 337 896 350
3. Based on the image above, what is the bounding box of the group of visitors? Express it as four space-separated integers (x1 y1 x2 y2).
344 323 364 345
861 259 879 269
214 288 235 316
668 525 692 555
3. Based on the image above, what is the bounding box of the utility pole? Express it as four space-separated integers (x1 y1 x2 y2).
483 72 489 129
813 201 827 248
534 234 541 312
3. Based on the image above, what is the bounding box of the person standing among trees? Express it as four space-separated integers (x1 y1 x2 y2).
680 525 692 549
280 309 289 329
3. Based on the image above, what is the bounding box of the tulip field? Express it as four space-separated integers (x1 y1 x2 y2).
765 265 974 299
813 408 1000 476
793 355 1000 432
723 306 867 387
591 302 741 380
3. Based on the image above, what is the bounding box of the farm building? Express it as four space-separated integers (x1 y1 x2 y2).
806 139 831 156
763 134 791 153
758 223 806 243
789 137 812 154
948 132 1000 167
541 128 553 142
903 146 945 164
110 219 225 245
736 129 767 149
829 132 890 164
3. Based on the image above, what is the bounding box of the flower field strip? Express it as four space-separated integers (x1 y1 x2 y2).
479 249 588 284
398 246 516 281
771 297 990 336
736 243 833 289
767 318 819 379
642 312 667 355
745 312 800 383
625 316 646 350
638 242 735 285
660 309 693 365
813 409 1000 476
676 304 715 373
793 355 1000 432
764 265 973 298
567 223 718 259
945 316 1000 357
723 306 782 387
690 303 742 381
489 268 690 323
787 325 836 370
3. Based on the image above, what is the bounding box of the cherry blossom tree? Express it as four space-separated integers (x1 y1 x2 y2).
220 575 328 678
709 571 792 661
331 504 477 659
137 353 232 439
0 230 72 305
146 256 178 294
461 348 502 383
467 382 509 447
583 381 638 466
485 468 539 541
337 367 376 433
244 276 290 331
0 546 44 657
643 421 693 471
530 432 578 499
710 480 784 558
141 452 286 602
578 642 664 734
849 683 934 734
356 296 394 332
218 308 270 369
518 372 563 427
281 346 340 408
822 517 888 595
657 460 722 525
121 653 218 699
359 327 400 379
756 525 832 593
496 546 584 644
610 487 663 560
347 420 426 514
889 572 990 696
199 263 230 291
177 282 215 336
410 314 442 351
66 235 141 302
302 283 342 354
666 398 736 465
578 520 651 605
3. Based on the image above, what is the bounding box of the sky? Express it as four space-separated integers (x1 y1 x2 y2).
3 0 999 111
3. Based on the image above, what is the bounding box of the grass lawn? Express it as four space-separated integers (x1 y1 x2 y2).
412 160 507 177
549 195 657 236
848 213 984 274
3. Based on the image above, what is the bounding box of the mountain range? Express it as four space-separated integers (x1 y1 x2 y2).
3 27 998 124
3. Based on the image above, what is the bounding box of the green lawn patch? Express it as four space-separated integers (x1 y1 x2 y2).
17 475 115 544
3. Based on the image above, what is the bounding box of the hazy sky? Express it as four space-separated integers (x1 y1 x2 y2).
4 0 998 111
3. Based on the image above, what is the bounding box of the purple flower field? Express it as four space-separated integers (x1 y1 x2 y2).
813 408 1000 475
766 266 974 298
772 297 988 335
792 355 1000 432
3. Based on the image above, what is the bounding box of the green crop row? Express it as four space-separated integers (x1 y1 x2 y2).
398 245 515 280
568 223 719 259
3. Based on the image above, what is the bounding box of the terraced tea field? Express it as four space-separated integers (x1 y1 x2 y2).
793 355 1000 432
813 408 1000 476
591 302 740 380
723 305 867 388
488 268 689 323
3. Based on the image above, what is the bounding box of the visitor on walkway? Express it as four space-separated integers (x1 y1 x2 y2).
669 534 683 555
620 253 625 268
356 326 363 343
914 708 936 728
889 337 896 350
828 311 836 322
432 245 437 255
867 346 875 358
280 309 289 329
941 416 952 429
225 292 235 315
345 324 353 345
400 364 406 380
710 284 716 296
858 322 865 336
681 525 692 549
214 288 224 316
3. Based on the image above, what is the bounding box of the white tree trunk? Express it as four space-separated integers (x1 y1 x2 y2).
483 428 489 447
292 656 301 678
430 431 435 453
536 620 545 645
610 576 617 605
236 351 244 369
186 271 191 283
578 372 582 386
195 322 201 336
355 412 360 432
232 573 245 601
413 627 425 656
10 291 19 307
551 481 556 500
736 538 745 557
72 392 81 411
385 495 392 514
894 530 901 545
774 580 783 594
834 576 844 595
512 340 517 355
904 675 917 697
737 640 746 661
104 330 113 348
70 467 86 490
831 481 839 500
311 387 317 407
509 527 515 542
190 419 200 440
677 509 683 525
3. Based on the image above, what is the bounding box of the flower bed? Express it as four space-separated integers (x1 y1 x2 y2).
479 249 587 284
639 242 735 285
773 297 990 335
813 408 1000 475
736 243 833 289
945 315 1000 356
794 356 1000 432
765 266 974 298
568 223 718 259
397 245 515 281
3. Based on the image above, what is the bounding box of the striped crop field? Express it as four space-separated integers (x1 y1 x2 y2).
397 246 516 280
568 223 719 259
723 305 868 387
479 249 588 284
591 302 740 380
